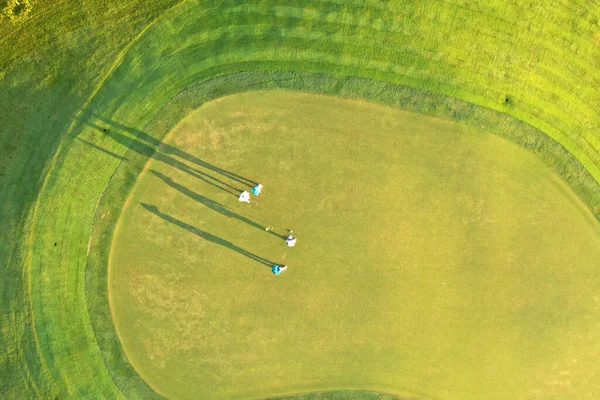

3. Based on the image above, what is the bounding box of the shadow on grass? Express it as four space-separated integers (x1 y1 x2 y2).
79 120 244 196
150 170 287 240
76 138 129 161
140 203 275 267
84 112 256 186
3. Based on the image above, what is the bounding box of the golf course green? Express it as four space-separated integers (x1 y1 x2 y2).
110 92 600 400
2 1 600 399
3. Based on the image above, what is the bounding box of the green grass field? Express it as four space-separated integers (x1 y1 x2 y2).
109 91 600 399
2 1 600 399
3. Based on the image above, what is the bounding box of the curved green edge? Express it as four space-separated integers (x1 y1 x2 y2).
18 0 600 398
87 71 600 399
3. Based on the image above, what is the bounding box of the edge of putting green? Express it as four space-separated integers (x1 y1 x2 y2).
86 71 600 399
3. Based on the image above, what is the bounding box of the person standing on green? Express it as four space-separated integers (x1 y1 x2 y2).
272 265 288 275
251 183 263 196
285 234 296 247
238 190 251 203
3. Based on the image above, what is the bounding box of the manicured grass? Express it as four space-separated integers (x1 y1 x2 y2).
1 1 179 398
110 92 600 400
2 1 600 399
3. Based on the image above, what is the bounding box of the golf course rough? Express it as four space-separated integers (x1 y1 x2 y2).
1 1 599 400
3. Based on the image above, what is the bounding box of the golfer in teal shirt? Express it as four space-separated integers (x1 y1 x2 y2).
251 183 263 196
272 265 288 275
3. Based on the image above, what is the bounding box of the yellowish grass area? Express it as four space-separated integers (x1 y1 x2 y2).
110 92 600 400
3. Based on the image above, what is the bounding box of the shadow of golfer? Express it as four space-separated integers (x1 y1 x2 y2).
150 170 287 240
83 122 242 197
140 203 274 267
86 113 256 187
76 138 129 161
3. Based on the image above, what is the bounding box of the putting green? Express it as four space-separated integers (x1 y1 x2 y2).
109 91 600 400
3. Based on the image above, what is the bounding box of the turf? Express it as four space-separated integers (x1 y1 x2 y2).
2 1 600 399
110 91 600 400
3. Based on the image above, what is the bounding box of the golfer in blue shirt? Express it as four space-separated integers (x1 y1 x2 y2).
272 264 288 275
251 183 263 196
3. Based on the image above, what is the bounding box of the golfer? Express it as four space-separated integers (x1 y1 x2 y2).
251 183 263 196
272 265 288 275
238 190 251 203
285 234 297 247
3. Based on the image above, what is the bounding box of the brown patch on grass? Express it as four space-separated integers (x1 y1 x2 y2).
130 273 208 362
209 128 222 149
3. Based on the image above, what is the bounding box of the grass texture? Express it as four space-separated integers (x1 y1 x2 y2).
1 1 600 399
110 91 600 399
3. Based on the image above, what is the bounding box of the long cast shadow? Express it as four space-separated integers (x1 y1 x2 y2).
83 122 242 197
86 113 257 187
150 170 287 240
77 138 128 161
140 203 274 267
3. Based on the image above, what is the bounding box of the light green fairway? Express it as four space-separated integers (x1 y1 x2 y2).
109 91 600 400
